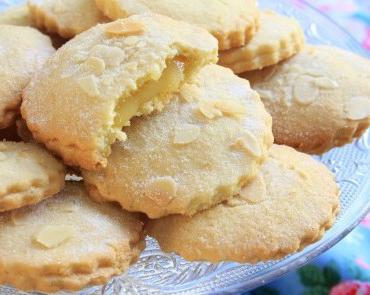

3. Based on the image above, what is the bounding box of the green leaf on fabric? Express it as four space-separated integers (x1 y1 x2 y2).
323 262 341 287
303 286 330 295
299 265 325 287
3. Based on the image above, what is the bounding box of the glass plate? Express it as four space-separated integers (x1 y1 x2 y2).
1 0 369 294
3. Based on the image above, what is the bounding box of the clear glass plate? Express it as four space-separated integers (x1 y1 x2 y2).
1 0 369 294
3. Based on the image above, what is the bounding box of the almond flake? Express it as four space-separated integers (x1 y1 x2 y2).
146 176 177 206
313 77 338 89
34 225 74 249
198 100 222 119
344 96 370 120
105 20 145 37
231 131 262 157
78 75 99 97
213 100 246 118
173 124 200 145
84 57 105 75
293 75 318 105
239 174 267 204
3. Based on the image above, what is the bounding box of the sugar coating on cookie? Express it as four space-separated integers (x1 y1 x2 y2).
219 11 305 73
0 182 145 292
0 141 65 212
0 25 55 129
243 45 370 154
28 0 109 39
95 0 259 50
21 14 218 170
83 65 273 218
0 4 32 26
147 145 339 263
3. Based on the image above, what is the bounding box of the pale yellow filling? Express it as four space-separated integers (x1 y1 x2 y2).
114 59 185 129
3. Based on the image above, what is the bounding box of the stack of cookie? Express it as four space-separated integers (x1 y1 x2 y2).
0 0 368 293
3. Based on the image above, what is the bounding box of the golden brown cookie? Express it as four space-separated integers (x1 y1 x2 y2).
242 45 370 154
0 4 32 26
0 182 145 292
147 145 339 263
0 141 65 212
83 65 273 218
0 25 55 129
95 0 259 50
21 14 218 170
219 11 305 73
28 0 109 38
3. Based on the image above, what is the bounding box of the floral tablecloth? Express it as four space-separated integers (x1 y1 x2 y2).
248 1 370 294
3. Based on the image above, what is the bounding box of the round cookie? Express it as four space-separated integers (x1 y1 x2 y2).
95 0 259 50
147 145 340 263
0 4 33 27
22 14 218 171
0 141 65 212
219 11 305 73
242 45 370 154
83 65 273 218
0 25 55 129
0 182 145 292
28 0 109 39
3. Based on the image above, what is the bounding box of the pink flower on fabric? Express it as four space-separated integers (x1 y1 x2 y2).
330 281 370 295
360 213 370 228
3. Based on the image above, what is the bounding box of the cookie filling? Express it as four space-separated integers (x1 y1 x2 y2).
108 58 186 148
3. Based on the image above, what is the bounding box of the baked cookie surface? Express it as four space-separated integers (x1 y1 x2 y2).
0 25 55 129
21 14 218 170
0 4 32 26
219 11 305 73
0 141 65 212
243 45 370 154
83 65 273 218
28 0 109 38
95 0 259 50
147 145 339 263
0 182 145 292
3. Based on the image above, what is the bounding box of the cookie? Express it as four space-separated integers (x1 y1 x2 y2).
0 25 55 129
0 141 65 212
147 144 339 263
0 182 145 292
95 0 259 50
28 0 109 39
219 11 305 73
0 4 32 26
22 14 218 170
83 65 273 218
242 45 370 154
